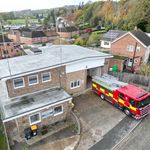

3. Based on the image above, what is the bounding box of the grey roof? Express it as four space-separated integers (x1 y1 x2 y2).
0 35 12 43
3 88 72 120
102 30 127 42
21 30 46 38
131 30 150 47
0 45 112 79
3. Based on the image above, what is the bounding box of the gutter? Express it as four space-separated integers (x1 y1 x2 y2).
0 55 113 80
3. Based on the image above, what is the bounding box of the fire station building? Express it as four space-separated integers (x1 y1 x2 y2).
0 45 111 146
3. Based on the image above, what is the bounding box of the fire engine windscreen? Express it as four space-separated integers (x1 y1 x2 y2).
136 96 150 108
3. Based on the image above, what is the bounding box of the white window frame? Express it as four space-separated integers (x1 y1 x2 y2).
70 80 81 89
127 45 134 52
28 74 39 86
41 72 51 83
53 105 63 116
13 77 25 89
29 112 41 125
136 46 141 52
104 41 109 46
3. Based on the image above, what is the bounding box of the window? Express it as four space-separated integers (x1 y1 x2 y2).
129 99 135 107
28 75 38 85
54 105 63 116
136 97 150 108
70 80 81 89
13 77 24 89
42 72 51 82
119 93 124 100
136 46 140 52
127 45 134 52
104 41 109 45
29 113 41 125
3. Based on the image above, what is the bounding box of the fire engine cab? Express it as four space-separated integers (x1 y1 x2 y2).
92 74 150 119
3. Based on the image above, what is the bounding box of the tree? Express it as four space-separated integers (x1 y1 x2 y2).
127 0 150 32
25 16 29 27
86 32 99 46
43 17 49 26
84 5 93 23
101 0 114 23
74 37 86 46
50 9 56 24
140 64 150 77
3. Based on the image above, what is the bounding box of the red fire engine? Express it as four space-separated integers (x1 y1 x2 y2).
92 74 150 119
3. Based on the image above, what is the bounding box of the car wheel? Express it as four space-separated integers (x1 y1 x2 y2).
100 94 105 100
124 108 131 116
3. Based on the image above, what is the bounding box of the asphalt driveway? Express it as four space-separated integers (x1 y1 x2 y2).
73 91 126 150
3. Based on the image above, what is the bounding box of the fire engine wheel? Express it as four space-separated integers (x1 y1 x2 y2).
100 94 105 100
124 108 131 116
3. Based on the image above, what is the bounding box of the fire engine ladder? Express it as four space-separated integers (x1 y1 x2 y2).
92 74 128 91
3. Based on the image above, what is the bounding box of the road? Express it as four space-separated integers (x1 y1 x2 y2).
114 115 150 150
90 116 140 150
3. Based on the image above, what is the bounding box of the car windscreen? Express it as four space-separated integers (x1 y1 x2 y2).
136 96 150 108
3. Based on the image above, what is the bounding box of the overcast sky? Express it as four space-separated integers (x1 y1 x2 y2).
0 0 100 12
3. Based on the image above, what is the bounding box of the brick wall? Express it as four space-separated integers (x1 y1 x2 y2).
8 31 21 43
5 101 71 143
16 101 70 137
0 42 21 59
108 59 124 72
66 70 87 94
20 37 33 45
6 66 66 98
101 59 110 74
111 34 146 59
20 36 52 45
57 31 79 39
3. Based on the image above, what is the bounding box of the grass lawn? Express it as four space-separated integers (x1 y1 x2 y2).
0 124 7 150
7 18 38 25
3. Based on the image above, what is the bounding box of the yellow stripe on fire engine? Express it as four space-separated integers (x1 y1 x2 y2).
100 88 105 92
109 93 113 97
92 84 97 88
129 105 137 111
118 98 124 105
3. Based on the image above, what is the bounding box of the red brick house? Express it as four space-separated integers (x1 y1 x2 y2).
0 35 23 59
57 26 79 39
111 30 150 70
8 28 58 45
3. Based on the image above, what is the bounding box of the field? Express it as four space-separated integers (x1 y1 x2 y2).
6 18 38 25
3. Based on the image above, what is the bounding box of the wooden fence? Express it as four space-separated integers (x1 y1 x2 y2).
109 72 150 90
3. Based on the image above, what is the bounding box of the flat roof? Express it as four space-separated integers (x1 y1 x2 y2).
3 88 72 121
0 45 112 79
